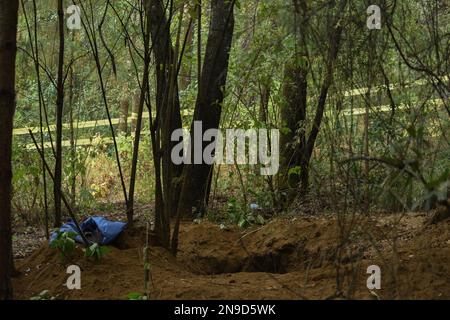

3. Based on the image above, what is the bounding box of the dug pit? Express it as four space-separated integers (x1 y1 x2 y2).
176 220 340 275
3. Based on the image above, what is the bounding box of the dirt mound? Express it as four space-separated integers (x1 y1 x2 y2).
13 239 186 300
12 214 450 300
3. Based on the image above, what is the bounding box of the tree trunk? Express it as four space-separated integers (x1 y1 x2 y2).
54 0 65 227
363 32 374 213
278 0 347 201
179 11 194 91
259 83 270 124
279 62 308 196
147 0 184 246
299 0 347 194
127 1 153 226
68 49 76 208
119 98 129 135
131 92 139 134
172 0 235 253
279 0 308 202
0 0 19 300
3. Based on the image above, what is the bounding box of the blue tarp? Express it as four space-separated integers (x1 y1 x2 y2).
50 216 127 245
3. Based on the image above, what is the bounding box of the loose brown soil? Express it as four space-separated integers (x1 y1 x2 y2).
12 212 450 300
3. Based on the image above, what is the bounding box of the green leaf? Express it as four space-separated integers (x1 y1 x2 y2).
288 166 301 177
238 217 248 228
427 169 450 190
127 292 143 300
99 246 111 255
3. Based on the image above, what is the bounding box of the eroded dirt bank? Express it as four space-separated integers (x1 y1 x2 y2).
12 213 450 299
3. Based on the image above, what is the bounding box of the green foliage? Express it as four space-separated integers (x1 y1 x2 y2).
126 292 148 300
227 196 264 228
288 166 301 178
116 133 134 162
377 118 450 212
84 243 111 262
30 290 56 300
227 196 246 227
11 142 44 223
50 231 77 260
10 0 449 228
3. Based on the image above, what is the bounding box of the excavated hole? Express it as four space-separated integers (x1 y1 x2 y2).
180 243 308 275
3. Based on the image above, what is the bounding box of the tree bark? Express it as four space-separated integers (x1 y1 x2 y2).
127 0 153 226
0 0 19 300
131 92 139 134
299 0 347 194
279 0 308 201
148 0 183 213
119 98 129 135
179 11 194 91
172 0 235 253
54 0 65 227
146 0 185 247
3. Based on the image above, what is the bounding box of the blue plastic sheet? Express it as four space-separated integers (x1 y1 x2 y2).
50 216 127 245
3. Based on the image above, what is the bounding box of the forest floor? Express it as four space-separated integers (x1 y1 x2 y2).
11 208 450 300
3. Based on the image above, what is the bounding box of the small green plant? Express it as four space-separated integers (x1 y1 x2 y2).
227 197 248 227
30 290 56 300
227 197 265 228
84 243 110 262
127 292 148 300
50 231 78 260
